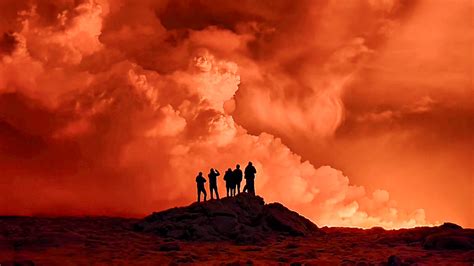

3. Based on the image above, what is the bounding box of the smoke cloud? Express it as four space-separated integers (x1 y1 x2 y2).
0 0 471 228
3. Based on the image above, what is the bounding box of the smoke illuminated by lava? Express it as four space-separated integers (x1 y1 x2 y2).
0 0 472 228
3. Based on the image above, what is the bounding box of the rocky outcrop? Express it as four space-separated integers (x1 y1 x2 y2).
376 222 474 250
134 193 318 243
423 223 474 250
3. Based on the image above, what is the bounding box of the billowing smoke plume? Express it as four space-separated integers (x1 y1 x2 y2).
1 0 471 228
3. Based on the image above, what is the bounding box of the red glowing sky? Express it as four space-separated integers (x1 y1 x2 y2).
0 0 472 228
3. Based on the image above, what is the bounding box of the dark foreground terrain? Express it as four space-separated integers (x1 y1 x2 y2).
1 194 473 265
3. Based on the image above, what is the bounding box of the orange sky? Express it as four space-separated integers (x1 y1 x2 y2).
0 0 472 228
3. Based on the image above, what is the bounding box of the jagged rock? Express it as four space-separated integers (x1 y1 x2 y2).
387 255 402 266
377 222 472 249
421 222 474 250
368 226 385 234
423 231 474 250
438 222 462 230
0 260 35 266
134 193 318 242
264 203 318 236
159 242 180 251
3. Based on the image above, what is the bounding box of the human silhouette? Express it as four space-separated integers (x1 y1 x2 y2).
233 164 243 194
208 168 220 200
223 168 234 197
244 162 257 195
195 172 207 202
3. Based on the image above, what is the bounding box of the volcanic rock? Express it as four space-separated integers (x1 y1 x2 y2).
134 193 318 242
423 231 474 250
159 242 180 251
438 222 463 230
0 260 35 266
387 255 402 266
422 222 474 250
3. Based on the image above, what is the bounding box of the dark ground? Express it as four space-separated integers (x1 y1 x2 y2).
1 195 473 265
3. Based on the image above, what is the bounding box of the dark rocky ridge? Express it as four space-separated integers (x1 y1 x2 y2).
134 193 318 243
370 222 474 251
0 215 472 264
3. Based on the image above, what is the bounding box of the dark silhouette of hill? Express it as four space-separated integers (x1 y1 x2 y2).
133 193 318 243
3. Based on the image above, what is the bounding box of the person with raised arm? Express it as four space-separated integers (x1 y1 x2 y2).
208 168 220 200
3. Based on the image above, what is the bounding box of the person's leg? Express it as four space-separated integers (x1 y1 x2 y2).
197 187 201 202
203 188 207 201
215 187 219 199
210 185 214 200
250 180 255 195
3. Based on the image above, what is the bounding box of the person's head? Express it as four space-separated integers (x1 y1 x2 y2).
210 168 214 173
228 168 232 172
236 164 240 169
199 172 202 176
248 161 253 166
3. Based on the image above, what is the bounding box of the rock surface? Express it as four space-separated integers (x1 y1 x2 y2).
1 216 473 264
374 221 474 251
387 255 402 266
134 193 318 242
423 223 474 250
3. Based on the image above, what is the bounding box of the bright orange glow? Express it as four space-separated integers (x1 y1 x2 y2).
0 0 472 229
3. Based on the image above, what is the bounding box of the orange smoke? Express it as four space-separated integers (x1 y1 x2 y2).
0 0 471 228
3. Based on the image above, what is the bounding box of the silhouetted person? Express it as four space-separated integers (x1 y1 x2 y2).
244 162 257 195
223 168 234 197
196 172 207 202
233 164 243 194
208 168 220 200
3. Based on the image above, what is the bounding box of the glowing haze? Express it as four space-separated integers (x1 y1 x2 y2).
0 0 472 228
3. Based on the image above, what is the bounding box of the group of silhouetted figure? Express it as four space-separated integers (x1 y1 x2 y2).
195 161 257 202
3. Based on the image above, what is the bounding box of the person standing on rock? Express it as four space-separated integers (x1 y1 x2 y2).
223 168 234 197
233 164 243 194
244 162 257 195
208 168 220 200
195 172 207 202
